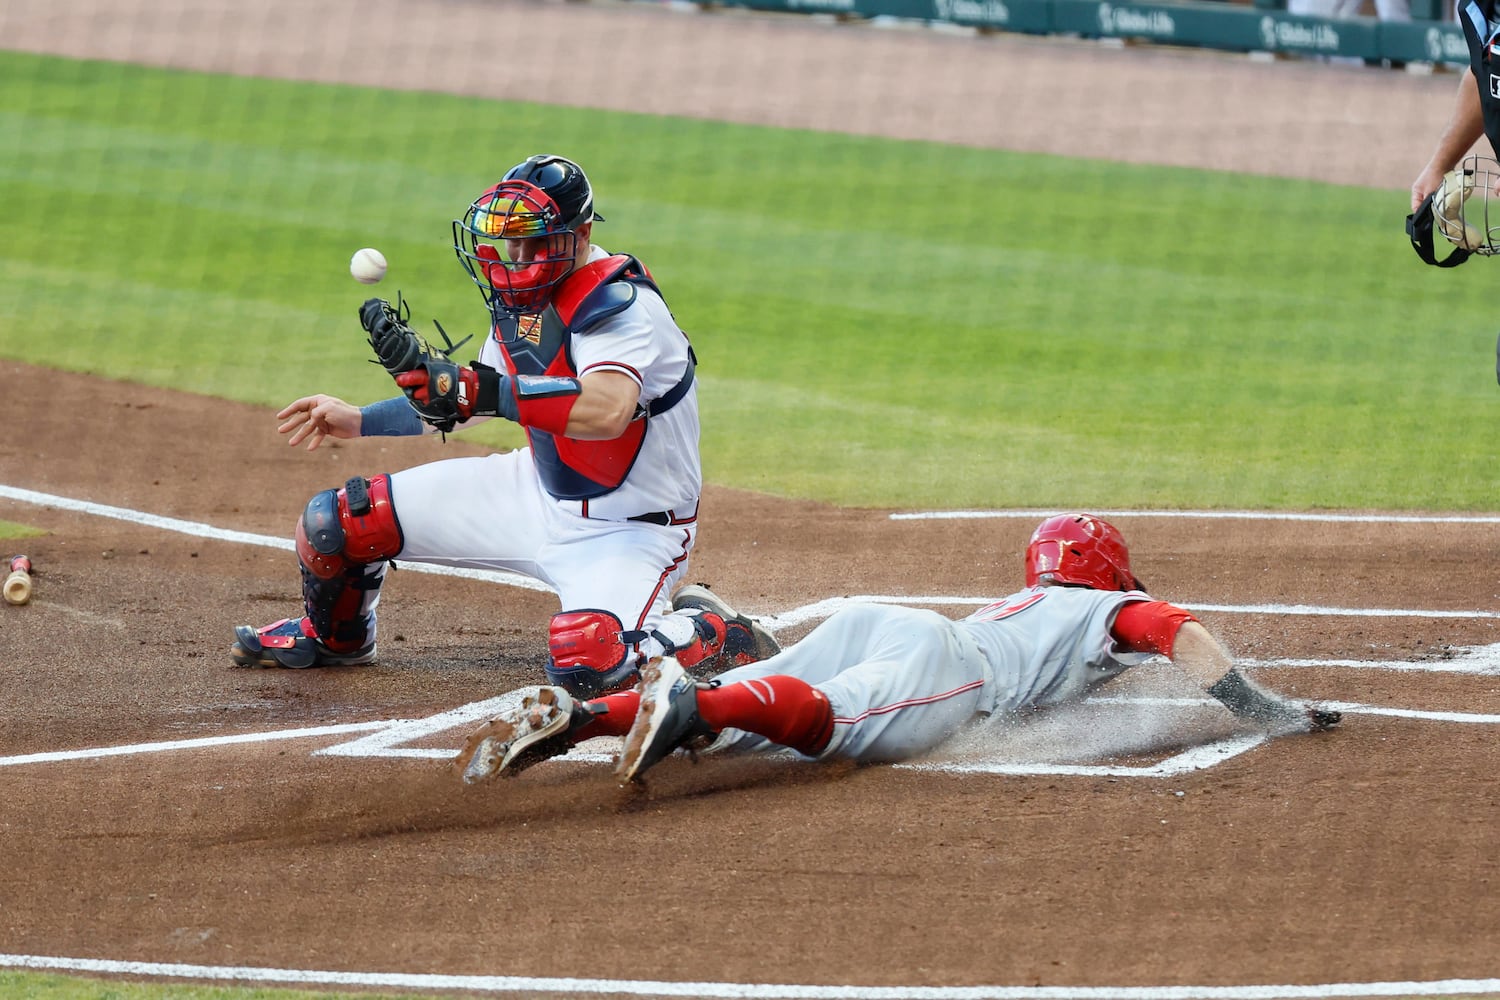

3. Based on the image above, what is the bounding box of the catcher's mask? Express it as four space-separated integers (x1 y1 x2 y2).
453 154 604 316
1407 155 1500 267
1024 513 1144 592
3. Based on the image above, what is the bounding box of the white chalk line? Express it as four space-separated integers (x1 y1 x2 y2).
0 721 388 767
889 508 1500 524
5 484 1498 773
6 489 1500 997
1245 654 1500 675
6 694 1497 772
0 953 1496 999
0 484 553 593
897 733 1271 777
759 596 1500 630
6 485 1498 620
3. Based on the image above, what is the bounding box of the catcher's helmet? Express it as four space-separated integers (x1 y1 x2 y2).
453 154 604 316
1024 513 1143 592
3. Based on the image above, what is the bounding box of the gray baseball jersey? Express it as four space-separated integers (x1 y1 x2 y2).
707 585 1154 763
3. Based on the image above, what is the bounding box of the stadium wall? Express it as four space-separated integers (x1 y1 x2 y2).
660 0 1468 67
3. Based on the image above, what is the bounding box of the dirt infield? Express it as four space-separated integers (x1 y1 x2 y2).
3 1 1499 995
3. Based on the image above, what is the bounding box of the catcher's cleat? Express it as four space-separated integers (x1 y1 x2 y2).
671 583 780 668
229 617 375 669
456 686 603 784
616 656 718 785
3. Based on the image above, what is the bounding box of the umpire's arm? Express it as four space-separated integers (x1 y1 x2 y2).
1412 67 1487 212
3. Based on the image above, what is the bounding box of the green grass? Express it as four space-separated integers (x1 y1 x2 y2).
0 520 45 541
2 50 1497 510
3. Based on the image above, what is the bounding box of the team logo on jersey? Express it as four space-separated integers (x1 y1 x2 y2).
516 313 544 346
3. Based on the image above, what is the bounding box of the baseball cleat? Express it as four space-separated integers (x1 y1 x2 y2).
456 686 602 784
672 583 780 667
616 656 717 785
230 617 375 669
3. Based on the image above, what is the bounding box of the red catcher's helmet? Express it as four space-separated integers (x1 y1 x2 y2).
1024 513 1143 592
452 155 603 316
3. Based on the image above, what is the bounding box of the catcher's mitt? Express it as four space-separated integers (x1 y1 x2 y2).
358 295 476 432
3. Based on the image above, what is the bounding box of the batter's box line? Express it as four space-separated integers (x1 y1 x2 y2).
757 596 1500 633
890 507 1500 524
311 697 1500 777
4 698 1496 773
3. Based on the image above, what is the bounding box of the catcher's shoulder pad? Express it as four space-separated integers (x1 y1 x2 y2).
554 254 656 332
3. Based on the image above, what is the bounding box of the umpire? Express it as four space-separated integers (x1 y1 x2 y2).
1411 0 1500 212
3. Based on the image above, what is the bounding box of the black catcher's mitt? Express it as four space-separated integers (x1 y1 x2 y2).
360 295 426 376
358 296 476 433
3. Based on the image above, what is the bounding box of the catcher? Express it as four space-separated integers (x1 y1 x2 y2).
230 154 778 695
456 513 1341 785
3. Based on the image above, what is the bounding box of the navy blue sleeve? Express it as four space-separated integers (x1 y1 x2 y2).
359 396 425 437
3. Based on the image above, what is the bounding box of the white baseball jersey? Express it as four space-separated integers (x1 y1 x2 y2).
470 246 701 521
707 586 1154 762
385 244 703 645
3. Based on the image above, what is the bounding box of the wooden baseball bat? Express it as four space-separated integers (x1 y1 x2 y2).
4 555 33 606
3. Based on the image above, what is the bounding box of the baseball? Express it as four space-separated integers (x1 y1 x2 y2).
350 247 388 284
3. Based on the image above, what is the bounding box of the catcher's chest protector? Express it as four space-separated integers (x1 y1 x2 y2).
491 255 680 501
493 255 658 377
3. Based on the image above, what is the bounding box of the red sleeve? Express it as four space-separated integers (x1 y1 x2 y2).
1110 600 1199 657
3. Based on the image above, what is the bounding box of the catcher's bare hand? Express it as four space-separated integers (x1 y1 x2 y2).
277 394 362 451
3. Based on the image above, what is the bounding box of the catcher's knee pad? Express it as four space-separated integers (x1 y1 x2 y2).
296 475 403 578
545 610 643 698
295 475 403 652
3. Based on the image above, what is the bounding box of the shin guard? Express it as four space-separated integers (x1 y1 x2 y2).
295 475 403 653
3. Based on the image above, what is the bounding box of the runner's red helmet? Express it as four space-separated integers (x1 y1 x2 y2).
1024 513 1143 592
453 154 603 316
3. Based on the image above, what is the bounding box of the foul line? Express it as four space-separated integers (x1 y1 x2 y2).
0 485 553 593
0 722 389 768
0 954 1497 999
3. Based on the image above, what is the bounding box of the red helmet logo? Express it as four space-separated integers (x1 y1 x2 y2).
1024 513 1142 592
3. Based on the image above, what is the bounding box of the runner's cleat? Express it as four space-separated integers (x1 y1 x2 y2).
456 686 602 784
616 656 717 784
